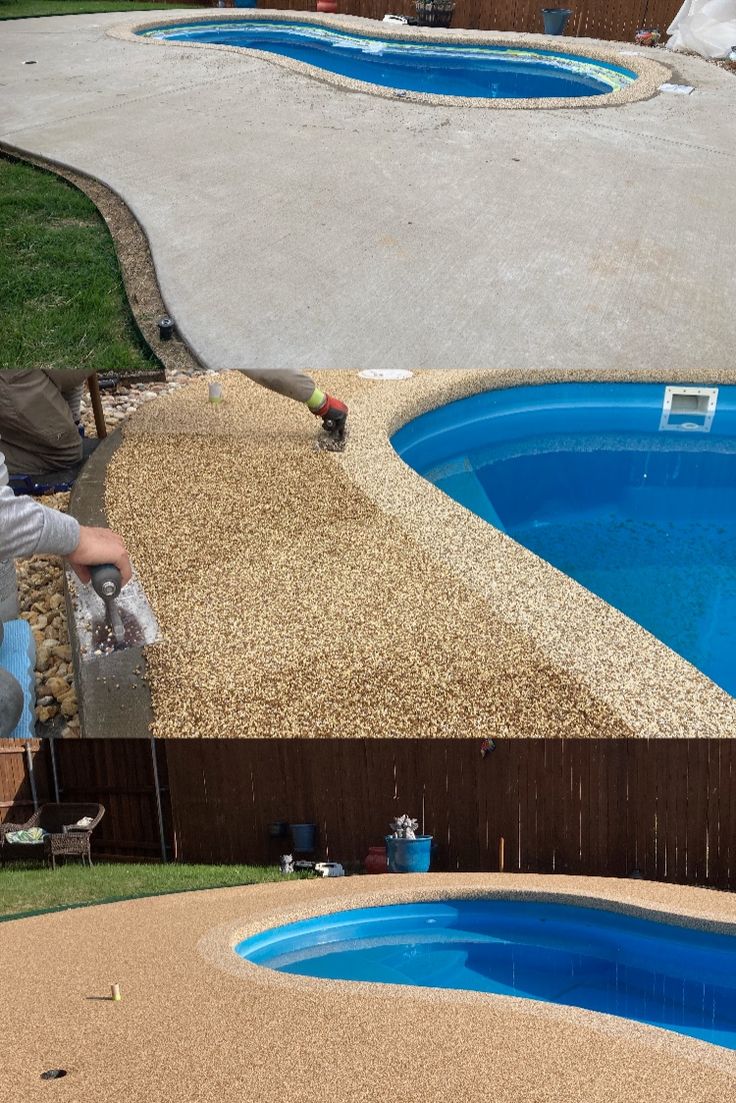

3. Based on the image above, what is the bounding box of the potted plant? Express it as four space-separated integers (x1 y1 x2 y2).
415 0 455 28
541 7 572 34
385 814 433 873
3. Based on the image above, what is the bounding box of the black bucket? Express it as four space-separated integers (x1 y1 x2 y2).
290 823 317 852
542 7 572 34
415 0 454 28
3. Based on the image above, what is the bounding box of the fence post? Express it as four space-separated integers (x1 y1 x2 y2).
48 737 60 802
24 741 38 811
150 737 167 863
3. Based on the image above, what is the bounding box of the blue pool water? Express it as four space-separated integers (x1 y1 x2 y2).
140 21 637 99
236 899 736 1049
391 383 736 698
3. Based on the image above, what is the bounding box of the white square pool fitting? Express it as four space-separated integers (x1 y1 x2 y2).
659 385 718 432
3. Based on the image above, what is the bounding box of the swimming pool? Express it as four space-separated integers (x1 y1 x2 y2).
392 383 736 698
236 898 736 1049
139 20 637 99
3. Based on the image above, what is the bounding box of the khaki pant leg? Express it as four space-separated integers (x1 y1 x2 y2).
238 370 317 405
43 369 93 394
0 370 83 474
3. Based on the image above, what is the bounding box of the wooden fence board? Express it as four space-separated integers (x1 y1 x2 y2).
0 739 165 859
0 740 51 821
256 0 680 42
3 738 736 889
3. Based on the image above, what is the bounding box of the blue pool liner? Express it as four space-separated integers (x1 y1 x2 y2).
139 21 637 100
391 382 736 699
0 619 36 740
235 898 736 1051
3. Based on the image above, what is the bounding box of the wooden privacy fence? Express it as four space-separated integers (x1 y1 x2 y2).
257 0 681 45
0 739 169 861
2 738 736 890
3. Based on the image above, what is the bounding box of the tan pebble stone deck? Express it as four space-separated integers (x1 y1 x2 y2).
111 11 670 111
3 874 736 1102
104 370 736 740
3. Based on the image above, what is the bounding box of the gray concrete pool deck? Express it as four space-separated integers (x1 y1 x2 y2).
1 11 734 377
4 874 736 1102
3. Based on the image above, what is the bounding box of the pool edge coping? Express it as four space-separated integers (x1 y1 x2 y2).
195 874 736 1076
108 10 672 110
337 368 736 739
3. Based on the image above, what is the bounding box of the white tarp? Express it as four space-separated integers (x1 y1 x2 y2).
667 0 736 58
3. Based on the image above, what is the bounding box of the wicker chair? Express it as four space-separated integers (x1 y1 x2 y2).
0 803 105 870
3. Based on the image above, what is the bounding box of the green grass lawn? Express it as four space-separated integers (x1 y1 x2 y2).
0 1 196 19
1 156 157 375
1 862 293 919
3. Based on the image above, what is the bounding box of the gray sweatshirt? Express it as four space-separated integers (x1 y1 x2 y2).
0 445 80 560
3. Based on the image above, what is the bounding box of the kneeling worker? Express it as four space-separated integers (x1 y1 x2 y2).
0 431 131 738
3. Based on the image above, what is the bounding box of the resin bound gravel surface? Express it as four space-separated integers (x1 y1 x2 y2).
3 874 736 1103
104 370 736 740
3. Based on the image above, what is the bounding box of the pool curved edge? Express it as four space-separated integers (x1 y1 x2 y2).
196 874 736 1077
338 367 736 740
109 11 672 110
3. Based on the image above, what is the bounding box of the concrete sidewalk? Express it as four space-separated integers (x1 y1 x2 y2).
1 11 734 374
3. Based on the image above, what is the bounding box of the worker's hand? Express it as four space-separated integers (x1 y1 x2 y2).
67 526 133 587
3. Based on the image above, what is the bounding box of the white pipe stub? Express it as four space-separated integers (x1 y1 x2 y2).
358 369 414 381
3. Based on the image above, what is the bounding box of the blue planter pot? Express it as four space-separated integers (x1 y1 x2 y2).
290 823 316 852
385 835 433 873
542 7 572 34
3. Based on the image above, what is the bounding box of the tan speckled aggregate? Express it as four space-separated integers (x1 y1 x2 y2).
4 875 736 1102
110 11 670 110
105 369 736 739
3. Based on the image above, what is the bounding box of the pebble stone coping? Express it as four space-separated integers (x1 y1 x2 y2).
103 370 736 740
109 10 672 110
4 875 736 1102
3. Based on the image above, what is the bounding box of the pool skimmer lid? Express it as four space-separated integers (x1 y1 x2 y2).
659 82 694 94
359 369 413 381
